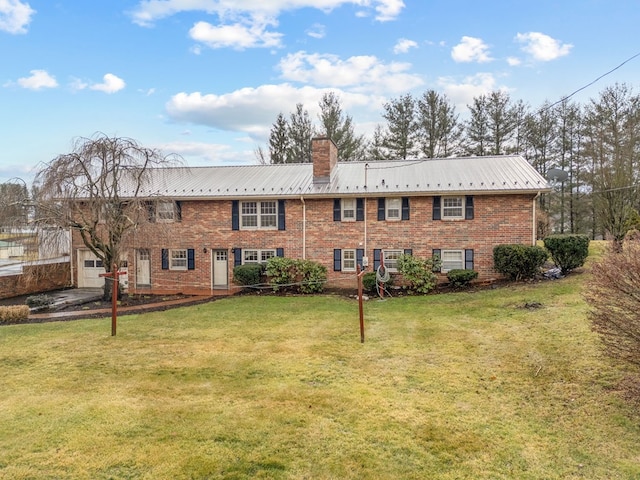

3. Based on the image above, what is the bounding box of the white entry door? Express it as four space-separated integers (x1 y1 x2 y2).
213 250 228 289
78 250 105 288
136 249 151 287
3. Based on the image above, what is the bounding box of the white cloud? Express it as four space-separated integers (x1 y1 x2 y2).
437 73 500 109
17 69 58 90
373 0 404 22
0 0 35 34
306 23 325 39
451 36 492 63
130 0 405 26
155 141 247 165
515 32 572 61
69 77 89 92
90 73 126 93
277 51 423 93
506 56 521 66
393 38 417 54
165 84 382 141
189 19 282 50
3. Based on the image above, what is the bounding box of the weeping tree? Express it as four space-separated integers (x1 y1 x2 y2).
32 134 182 300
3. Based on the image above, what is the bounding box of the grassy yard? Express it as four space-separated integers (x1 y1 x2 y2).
1 254 639 478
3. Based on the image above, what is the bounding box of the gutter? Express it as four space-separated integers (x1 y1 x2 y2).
300 196 306 259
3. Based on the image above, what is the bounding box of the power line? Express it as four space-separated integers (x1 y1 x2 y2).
545 51 640 111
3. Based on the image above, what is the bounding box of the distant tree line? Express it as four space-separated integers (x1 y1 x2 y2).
259 84 640 241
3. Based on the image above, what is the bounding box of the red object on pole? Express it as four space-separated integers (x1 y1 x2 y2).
357 264 366 343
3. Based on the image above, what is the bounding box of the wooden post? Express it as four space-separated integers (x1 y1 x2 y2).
99 263 120 336
357 264 366 343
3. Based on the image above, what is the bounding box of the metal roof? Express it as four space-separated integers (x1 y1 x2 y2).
128 155 550 200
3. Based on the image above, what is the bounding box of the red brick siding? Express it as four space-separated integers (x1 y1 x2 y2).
72 194 536 293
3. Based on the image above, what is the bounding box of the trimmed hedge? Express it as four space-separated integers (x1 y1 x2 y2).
0 305 30 324
232 263 265 288
265 257 327 294
493 244 548 281
447 269 478 288
543 234 589 274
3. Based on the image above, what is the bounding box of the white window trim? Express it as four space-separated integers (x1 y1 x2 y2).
341 198 356 222
441 250 464 273
240 201 278 230
382 249 403 273
386 198 402 221
243 249 277 264
342 249 356 272
442 196 465 220
170 249 188 271
156 201 176 223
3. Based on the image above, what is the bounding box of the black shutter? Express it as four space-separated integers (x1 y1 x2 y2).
373 249 381 270
161 249 169 270
147 202 155 222
278 200 286 230
377 198 385 221
356 248 364 269
356 198 364 221
232 200 239 230
465 249 474 270
333 199 341 221
276 248 284 257
465 196 474 220
187 249 195 270
233 248 242 266
433 196 441 220
402 197 410 220
175 201 182 221
432 249 442 272
333 249 341 271
404 248 413 256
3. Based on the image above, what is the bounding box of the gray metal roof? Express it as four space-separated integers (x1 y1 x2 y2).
130 155 550 200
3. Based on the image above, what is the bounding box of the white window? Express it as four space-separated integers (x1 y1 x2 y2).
382 249 403 272
342 249 356 272
241 201 277 229
441 250 464 272
156 201 176 222
443 197 464 219
342 198 356 221
170 249 188 270
386 198 401 220
243 249 276 264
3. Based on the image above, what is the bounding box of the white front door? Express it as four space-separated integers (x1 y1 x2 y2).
136 249 151 287
78 250 105 288
213 250 228 288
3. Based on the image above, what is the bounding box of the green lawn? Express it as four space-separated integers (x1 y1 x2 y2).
1 262 639 479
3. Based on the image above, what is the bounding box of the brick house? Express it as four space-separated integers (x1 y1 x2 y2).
72 137 549 295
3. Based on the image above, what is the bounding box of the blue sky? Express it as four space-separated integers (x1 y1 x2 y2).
2 0 639 183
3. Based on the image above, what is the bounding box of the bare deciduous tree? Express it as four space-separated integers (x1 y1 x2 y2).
32 134 182 299
587 237 640 367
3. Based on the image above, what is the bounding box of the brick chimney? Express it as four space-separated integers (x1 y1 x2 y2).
312 137 337 184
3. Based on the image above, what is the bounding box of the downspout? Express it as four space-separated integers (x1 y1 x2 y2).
533 192 541 245
300 196 306 259
364 164 369 262
69 227 74 287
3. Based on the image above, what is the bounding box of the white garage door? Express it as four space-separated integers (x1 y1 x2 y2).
78 250 105 288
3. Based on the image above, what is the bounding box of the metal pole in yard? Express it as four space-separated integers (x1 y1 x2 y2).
357 264 366 343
